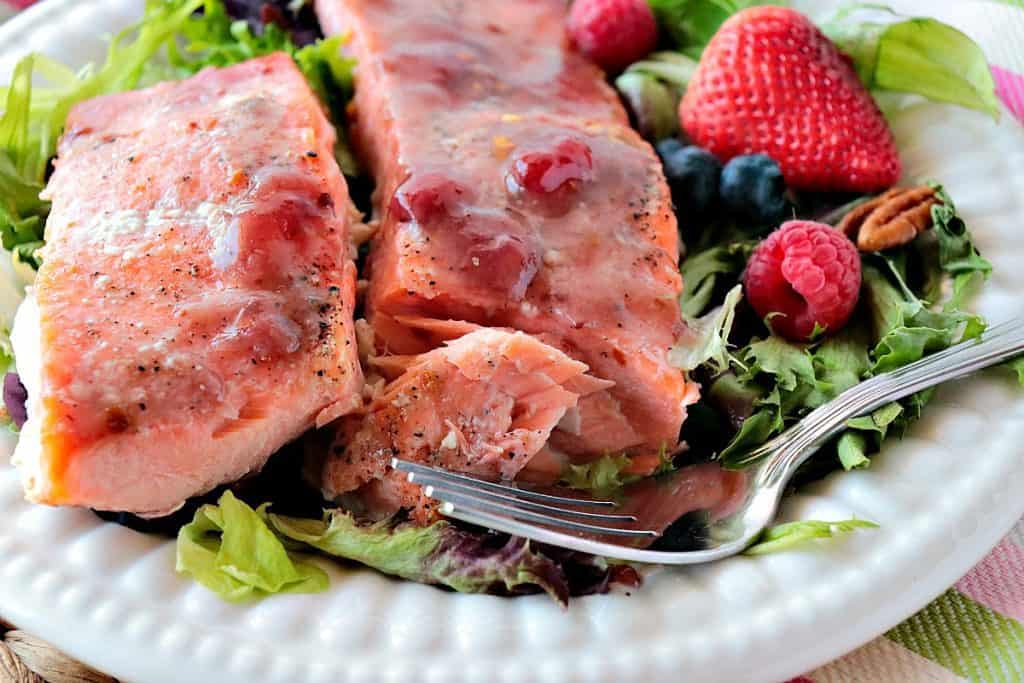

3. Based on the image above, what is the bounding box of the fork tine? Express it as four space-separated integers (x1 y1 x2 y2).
410 472 638 522
390 458 617 508
429 488 660 538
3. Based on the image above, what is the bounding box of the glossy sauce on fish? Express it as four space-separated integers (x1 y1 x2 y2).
316 0 695 482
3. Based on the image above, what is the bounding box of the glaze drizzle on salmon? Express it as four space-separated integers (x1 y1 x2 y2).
11 54 363 515
315 0 695 500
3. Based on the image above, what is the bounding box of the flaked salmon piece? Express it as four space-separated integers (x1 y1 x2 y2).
10 54 363 515
317 0 695 472
321 328 611 524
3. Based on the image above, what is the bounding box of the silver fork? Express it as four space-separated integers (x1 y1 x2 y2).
393 318 1024 564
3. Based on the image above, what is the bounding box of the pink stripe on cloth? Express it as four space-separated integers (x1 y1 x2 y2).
992 65 1024 123
1 0 37 9
955 537 1024 623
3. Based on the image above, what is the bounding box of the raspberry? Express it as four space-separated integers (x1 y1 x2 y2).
743 221 861 341
567 0 658 73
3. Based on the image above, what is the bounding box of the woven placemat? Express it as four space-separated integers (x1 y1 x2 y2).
0 617 115 683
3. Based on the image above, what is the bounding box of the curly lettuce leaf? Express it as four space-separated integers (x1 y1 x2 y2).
176 491 328 602
824 6 999 118
268 509 610 606
745 518 879 555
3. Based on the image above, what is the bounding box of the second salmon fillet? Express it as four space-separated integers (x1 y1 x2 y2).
316 0 696 490
11 54 363 515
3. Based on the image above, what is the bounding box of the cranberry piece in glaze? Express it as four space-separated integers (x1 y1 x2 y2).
507 137 594 196
391 173 472 224
461 233 539 301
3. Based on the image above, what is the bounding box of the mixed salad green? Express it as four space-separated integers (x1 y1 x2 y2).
0 0 1016 604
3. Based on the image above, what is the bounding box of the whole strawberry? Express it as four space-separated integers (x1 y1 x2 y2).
679 6 900 193
568 0 658 73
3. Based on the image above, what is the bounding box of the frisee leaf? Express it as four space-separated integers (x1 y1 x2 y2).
824 6 1000 118
745 518 879 555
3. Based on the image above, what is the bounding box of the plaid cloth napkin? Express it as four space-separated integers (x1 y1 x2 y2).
1 1 1022 682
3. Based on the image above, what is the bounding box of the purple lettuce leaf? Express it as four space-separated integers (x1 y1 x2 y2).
221 0 322 46
3 373 27 429
268 509 627 606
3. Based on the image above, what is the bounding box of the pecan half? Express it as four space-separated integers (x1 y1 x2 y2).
837 186 940 252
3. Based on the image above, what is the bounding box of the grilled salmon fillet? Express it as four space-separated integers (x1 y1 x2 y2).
10 54 363 515
315 0 695 491
321 327 611 523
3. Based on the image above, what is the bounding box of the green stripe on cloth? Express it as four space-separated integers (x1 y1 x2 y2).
887 589 1024 682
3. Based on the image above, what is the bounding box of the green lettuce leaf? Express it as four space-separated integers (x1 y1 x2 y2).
745 518 879 555
176 491 328 602
824 6 1000 118
614 71 680 141
930 184 992 305
739 336 815 392
864 262 985 373
155 0 358 175
560 447 674 496
561 453 634 494
670 284 742 373
1008 357 1024 386
804 327 872 408
0 0 205 267
268 509 602 606
837 431 870 470
647 0 779 56
0 0 359 270
616 52 699 139
679 240 756 317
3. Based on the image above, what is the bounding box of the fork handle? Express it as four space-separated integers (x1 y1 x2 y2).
762 318 1024 480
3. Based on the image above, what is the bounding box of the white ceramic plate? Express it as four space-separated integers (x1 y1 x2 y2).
1 2 1023 682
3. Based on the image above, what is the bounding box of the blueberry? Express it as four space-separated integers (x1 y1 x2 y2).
656 140 721 217
719 154 788 225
